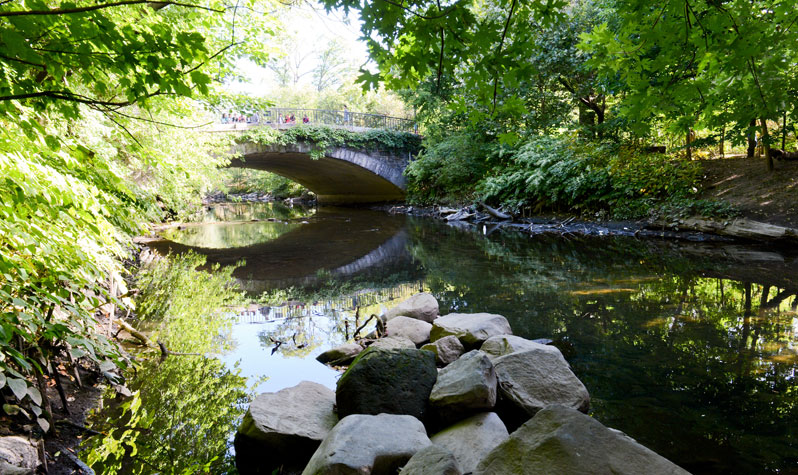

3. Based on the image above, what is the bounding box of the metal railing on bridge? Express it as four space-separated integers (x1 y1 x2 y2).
219 107 417 134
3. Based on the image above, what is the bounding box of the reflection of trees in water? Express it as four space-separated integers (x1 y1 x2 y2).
83 253 251 474
164 221 302 249
406 222 797 474
252 282 426 357
202 202 314 223
83 356 249 474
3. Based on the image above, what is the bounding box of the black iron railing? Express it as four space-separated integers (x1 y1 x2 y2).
220 107 417 133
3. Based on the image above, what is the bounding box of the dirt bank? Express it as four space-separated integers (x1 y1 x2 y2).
699 157 798 228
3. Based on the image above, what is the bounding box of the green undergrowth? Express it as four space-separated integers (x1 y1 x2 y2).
238 124 422 159
407 135 738 220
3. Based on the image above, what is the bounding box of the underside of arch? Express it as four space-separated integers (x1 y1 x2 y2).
228 145 407 204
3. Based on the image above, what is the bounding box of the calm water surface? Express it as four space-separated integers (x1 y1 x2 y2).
90 202 798 474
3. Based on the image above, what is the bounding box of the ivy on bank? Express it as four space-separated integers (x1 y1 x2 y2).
238 124 422 159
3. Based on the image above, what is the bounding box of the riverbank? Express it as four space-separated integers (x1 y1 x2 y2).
699 156 798 228
374 202 798 247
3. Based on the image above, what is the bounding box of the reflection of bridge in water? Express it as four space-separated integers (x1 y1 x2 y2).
148 208 423 294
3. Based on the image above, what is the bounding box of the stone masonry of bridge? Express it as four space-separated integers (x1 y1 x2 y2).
229 140 411 204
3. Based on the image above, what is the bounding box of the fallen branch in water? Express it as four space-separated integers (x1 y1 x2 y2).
478 201 512 220
353 314 377 340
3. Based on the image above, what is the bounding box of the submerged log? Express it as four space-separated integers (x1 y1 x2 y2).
648 217 798 242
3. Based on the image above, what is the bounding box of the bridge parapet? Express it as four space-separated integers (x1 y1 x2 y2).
217 107 417 134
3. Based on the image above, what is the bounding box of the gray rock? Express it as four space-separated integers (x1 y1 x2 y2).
367 336 417 351
316 342 363 365
430 351 497 417
431 413 508 474
493 348 589 419
430 313 512 349
386 316 432 346
0 436 38 474
474 405 691 475
480 334 562 360
235 381 338 473
384 292 439 323
303 414 431 475
336 348 438 420
400 444 462 475
421 335 464 366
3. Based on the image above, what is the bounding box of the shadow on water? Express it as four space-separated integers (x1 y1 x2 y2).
150 206 420 292
99 205 798 474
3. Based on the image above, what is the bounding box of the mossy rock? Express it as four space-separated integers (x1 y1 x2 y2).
336 348 437 420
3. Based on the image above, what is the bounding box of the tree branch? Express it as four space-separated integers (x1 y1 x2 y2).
378 0 459 20
0 0 224 17
492 0 517 113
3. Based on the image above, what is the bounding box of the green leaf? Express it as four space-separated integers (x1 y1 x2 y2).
37 417 50 433
7 377 27 401
27 386 42 406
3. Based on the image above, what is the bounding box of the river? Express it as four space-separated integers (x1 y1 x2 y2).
84 202 798 474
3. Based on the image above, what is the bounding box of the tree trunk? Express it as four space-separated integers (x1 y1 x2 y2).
747 119 756 158
760 117 773 171
719 124 725 158
686 128 692 160
782 110 787 151
578 104 595 139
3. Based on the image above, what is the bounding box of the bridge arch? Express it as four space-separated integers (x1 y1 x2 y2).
230 140 411 204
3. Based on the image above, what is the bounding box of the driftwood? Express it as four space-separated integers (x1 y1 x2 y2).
478 201 512 220
445 209 474 221
648 217 798 242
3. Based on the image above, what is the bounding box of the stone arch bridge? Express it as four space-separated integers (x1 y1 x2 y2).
229 139 414 205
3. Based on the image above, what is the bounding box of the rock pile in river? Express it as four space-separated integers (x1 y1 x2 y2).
236 293 691 475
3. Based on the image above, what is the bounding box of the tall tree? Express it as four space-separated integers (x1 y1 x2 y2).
582 0 798 170
312 39 351 92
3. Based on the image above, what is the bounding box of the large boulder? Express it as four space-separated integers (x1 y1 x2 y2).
316 342 363 366
493 348 589 421
399 444 462 475
0 436 38 474
366 336 416 351
431 313 512 349
385 316 432 346
384 292 439 323
431 412 509 474
235 381 338 474
429 350 497 419
480 334 562 360
336 348 437 420
421 335 464 366
474 405 691 474
303 414 431 475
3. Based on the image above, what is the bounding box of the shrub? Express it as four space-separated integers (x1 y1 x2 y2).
478 136 613 213
478 136 715 219
405 131 494 204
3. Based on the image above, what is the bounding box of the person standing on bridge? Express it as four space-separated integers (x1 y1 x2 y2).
343 105 350 125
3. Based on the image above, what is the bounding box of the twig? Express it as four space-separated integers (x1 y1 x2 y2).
353 314 377 339
54 419 105 436
50 361 70 416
